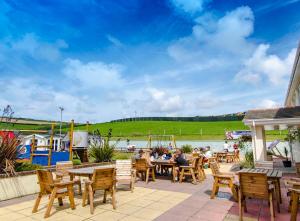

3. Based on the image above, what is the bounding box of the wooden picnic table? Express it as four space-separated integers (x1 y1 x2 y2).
237 168 282 203
68 164 115 180
214 151 228 162
151 160 177 182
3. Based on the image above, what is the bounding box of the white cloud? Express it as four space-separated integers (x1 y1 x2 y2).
169 0 210 14
168 6 255 64
146 88 183 113
234 71 261 84
256 99 280 109
235 44 296 85
63 58 124 88
12 33 68 62
0 77 92 121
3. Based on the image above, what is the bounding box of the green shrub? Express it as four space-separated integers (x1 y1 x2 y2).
181 144 192 153
72 158 81 165
15 162 43 172
240 150 254 168
89 143 114 162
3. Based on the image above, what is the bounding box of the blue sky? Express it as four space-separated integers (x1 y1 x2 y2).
0 0 300 122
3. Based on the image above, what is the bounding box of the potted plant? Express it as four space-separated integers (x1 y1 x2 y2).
282 147 292 167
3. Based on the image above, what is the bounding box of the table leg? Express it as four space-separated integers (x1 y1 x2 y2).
70 174 74 181
172 166 176 182
273 178 282 208
277 178 282 203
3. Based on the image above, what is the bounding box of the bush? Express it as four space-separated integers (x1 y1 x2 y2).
181 144 192 153
15 162 43 172
89 143 114 163
240 150 254 168
72 158 81 165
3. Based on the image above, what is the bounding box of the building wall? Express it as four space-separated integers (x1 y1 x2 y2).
285 43 300 106
0 175 39 201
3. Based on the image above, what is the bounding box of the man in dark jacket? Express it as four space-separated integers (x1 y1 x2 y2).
172 149 189 180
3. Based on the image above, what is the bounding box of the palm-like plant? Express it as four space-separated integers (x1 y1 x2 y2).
89 129 119 162
0 105 19 173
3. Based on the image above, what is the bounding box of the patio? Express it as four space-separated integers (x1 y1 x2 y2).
0 163 295 221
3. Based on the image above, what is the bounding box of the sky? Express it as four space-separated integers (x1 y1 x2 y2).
0 0 300 123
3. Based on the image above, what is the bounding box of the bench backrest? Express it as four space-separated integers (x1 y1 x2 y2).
210 161 220 175
116 160 132 176
239 172 269 199
56 161 73 176
135 158 148 171
37 169 54 194
91 168 116 190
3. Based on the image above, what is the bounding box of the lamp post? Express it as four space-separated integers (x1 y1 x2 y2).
59 107 64 149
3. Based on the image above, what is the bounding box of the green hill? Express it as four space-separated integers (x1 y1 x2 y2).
0 120 286 140
76 120 248 140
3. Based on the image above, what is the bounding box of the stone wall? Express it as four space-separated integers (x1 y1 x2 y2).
0 162 114 201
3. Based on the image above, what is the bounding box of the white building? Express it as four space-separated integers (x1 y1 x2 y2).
22 134 63 151
243 42 300 166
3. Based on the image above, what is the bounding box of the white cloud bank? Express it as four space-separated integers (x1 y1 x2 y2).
12 33 68 62
168 6 255 68
63 59 124 89
146 88 183 113
235 44 296 85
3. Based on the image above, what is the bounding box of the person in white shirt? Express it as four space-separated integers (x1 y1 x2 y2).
223 141 230 152
204 146 212 158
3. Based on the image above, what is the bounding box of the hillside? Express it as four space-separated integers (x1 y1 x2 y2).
0 119 286 140
75 120 248 140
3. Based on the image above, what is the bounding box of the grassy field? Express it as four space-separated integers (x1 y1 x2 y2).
76 121 287 141
0 120 287 141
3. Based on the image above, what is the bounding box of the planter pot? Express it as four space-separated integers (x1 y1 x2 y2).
283 160 292 167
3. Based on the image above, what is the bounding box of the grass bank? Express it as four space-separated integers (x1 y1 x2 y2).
76 121 287 141
0 120 287 141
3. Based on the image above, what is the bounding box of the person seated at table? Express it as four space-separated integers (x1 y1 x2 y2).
199 147 205 154
203 146 213 164
223 140 230 152
160 149 170 160
134 149 144 160
167 142 173 150
192 148 199 154
141 150 153 166
204 146 213 158
171 149 189 181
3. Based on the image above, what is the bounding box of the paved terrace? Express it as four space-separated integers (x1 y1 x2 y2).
0 164 296 221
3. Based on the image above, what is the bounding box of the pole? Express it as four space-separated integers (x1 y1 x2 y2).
59 107 64 149
69 120 74 161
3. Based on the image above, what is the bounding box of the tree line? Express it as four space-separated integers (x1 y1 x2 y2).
110 112 245 123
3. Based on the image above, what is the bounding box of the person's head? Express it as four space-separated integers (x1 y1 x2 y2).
138 149 144 156
163 149 169 154
225 140 228 143
175 149 182 157
206 146 211 151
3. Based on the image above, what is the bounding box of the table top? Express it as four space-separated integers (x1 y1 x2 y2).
237 168 282 178
151 159 176 165
68 164 115 175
